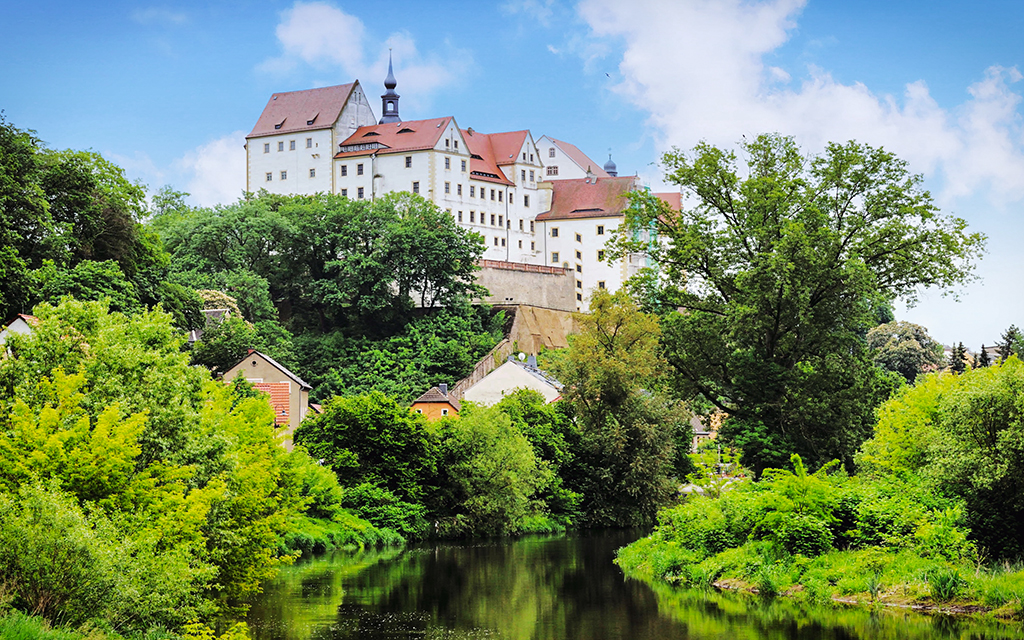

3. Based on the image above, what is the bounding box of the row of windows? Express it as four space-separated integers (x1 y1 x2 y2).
549 225 605 239
519 169 536 183
453 210 510 227
265 168 318 181
402 155 469 172
263 138 314 153
340 164 364 176
339 187 365 199
550 250 606 264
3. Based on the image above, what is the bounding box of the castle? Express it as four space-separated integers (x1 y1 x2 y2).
245 57 675 311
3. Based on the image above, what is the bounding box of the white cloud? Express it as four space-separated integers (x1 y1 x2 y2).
131 7 188 26
175 131 247 207
577 0 1024 203
258 2 468 114
501 0 557 27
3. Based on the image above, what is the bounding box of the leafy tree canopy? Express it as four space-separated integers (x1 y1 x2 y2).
611 134 984 474
867 320 944 383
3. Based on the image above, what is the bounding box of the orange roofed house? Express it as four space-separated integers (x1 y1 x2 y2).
411 384 461 420
223 349 313 450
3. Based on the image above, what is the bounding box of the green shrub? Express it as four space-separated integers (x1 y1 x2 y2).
927 566 966 602
770 513 834 557
341 482 429 539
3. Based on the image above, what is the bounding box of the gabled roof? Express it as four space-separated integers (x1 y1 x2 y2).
248 83 358 139
546 137 611 178
227 349 312 390
461 129 516 186
334 117 454 158
412 386 461 412
487 130 530 166
253 382 291 425
535 176 639 221
3 314 40 329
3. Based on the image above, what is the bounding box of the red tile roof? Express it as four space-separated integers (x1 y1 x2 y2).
486 130 529 166
535 176 639 221
654 192 682 210
461 129 516 186
247 83 357 139
334 117 453 158
549 138 610 178
253 382 291 425
3 314 40 329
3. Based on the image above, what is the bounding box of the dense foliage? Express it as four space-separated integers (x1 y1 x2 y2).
867 320 944 383
611 134 984 474
0 300 390 633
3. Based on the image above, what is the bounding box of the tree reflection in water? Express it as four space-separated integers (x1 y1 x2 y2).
246 531 1023 640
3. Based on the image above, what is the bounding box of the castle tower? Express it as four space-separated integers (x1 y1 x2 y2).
379 52 401 124
603 152 618 177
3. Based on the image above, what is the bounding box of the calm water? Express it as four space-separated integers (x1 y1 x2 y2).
245 530 1024 640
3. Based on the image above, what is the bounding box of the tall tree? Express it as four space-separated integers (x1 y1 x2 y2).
977 344 992 368
997 325 1021 362
611 134 984 474
547 290 683 526
867 320 945 383
948 341 968 374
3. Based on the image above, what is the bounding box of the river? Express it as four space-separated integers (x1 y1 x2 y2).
245 529 1024 640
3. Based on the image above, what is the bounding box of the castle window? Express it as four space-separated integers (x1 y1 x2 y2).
494 237 499 246
263 143 269 153
357 163 364 175
280 170 287 180
445 182 450 194
549 148 555 158
445 157 451 169
577 280 582 289
470 186 475 197
598 250 606 261
405 156 412 168
524 195 530 207
519 220 523 231
470 211 476 223
597 225 605 235
530 221 535 232
598 281 606 289
546 166 558 176
551 252 559 263
491 214 496 226
458 210 463 222
521 170 526 182
576 233 582 243
278 141 284 152
523 152 527 161
457 184 462 196
576 264 582 273
501 238 506 247
265 172 272 182
491 189 496 201
529 170 535 182
498 215 503 227
498 191 503 203
530 153 534 162
413 181 420 194
551 227 559 237
531 241 535 250
454 140 459 149
445 139 450 148
461 159 467 171
341 188 348 197
341 165 347 176
309 168 315 178
357 187 364 199
289 140 296 150
577 292 583 301
576 250 582 260
306 138 312 148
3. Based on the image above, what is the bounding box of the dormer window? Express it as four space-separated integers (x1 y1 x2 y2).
363 131 380 137
274 119 285 130
398 128 414 134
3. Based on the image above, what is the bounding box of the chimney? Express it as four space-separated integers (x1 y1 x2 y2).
439 383 448 396
527 355 538 368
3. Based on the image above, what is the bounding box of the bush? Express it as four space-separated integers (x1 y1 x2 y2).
928 566 966 602
341 483 429 539
772 513 833 557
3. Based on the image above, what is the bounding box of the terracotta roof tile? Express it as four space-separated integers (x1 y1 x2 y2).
247 83 357 139
535 176 639 221
334 117 452 158
549 138 610 178
253 382 291 425
654 192 682 211
486 130 529 166
461 129 516 186
413 386 461 412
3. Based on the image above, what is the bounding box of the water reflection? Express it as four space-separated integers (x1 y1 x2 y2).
246 530 1024 640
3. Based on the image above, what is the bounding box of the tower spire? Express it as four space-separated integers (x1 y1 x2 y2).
603 150 618 177
379 50 401 124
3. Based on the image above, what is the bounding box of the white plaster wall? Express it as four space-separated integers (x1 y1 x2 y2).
536 135 594 181
541 215 627 310
248 129 336 195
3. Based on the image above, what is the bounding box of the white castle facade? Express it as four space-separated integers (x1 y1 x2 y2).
244 62 674 310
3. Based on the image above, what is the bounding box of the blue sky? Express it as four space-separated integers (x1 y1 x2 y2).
3 0 1023 348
